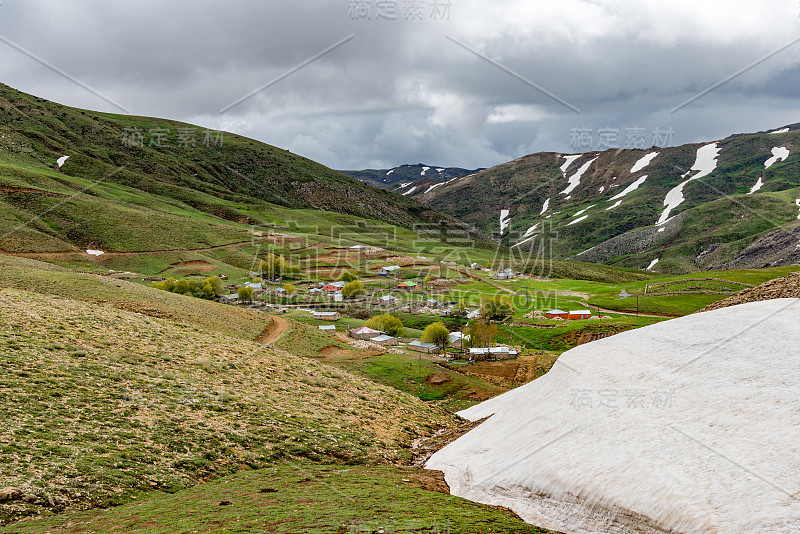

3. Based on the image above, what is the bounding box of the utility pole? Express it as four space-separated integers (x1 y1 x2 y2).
636 296 639 317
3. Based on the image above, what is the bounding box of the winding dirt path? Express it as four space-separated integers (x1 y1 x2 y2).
256 315 289 345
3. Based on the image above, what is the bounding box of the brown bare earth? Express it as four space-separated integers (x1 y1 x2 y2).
318 345 384 360
256 316 289 345
448 352 559 388
699 271 800 312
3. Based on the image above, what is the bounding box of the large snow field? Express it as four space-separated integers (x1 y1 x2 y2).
427 299 800 534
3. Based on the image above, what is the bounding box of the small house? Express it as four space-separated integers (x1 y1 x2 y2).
397 282 419 291
379 265 401 276
407 340 439 353
349 326 383 340
350 245 367 251
242 282 263 292
569 309 592 320
318 325 336 333
309 288 322 294
470 346 518 360
466 309 480 320
323 281 346 292
448 331 469 349
425 298 441 308
378 295 398 304
371 334 398 346
494 268 516 280
545 309 569 319
313 311 341 321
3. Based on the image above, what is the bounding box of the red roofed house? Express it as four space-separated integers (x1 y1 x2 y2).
545 309 569 319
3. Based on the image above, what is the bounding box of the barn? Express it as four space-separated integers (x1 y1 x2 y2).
545 309 569 319
569 310 592 320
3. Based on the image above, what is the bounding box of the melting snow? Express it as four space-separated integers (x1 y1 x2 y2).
560 154 582 175
769 127 789 134
764 146 789 169
512 234 538 249
606 200 622 211
573 205 595 217
567 215 588 226
386 169 395 175
540 198 550 214
500 210 511 235
630 152 658 174
796 199 800 219
398 182 412 188
561 157 598 196
646 258 659 270
748 177 764 194
436 168 445 173
522 223 539 238
401 186 417 196
658 227 666 233
57 155 70 168
420 166 430 176
609 175 647 201
598 186 605 193
86 250 104 256
427 299 800 534
656 143 720 226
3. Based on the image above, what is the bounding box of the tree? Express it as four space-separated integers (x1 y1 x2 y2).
341 280 364 298
465 321 498 348
203 276 223 299
340 271 358 283
238 286 254 302
453 298 468 318
283 283 297 296
479 294 514 320
365 313 404 337
422 322 450 352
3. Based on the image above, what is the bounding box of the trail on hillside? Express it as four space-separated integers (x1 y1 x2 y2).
256 316 289 345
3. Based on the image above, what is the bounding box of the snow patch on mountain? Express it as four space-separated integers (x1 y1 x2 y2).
656 143 720 226
401 186 417 196
630 152 658 174
610 175 648 201
57 155 70 168
421 166 430 176
386 169 395 175
573 205 595 217
764 147 789 169
567 215 589 226
560 154 582 175
540 198 550 215
561 157 598 196
769 127 789 134
748 177 764 194
606 200 622 211
500 210 511 235
646 258 659 270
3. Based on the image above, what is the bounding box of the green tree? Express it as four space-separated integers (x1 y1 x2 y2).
479 294 514 320
238 286 254 302
340 271 358 283
341 280 364 298
422 322 450 352
283 283 297 295
365 313 404 337
173 279 191 295
205 276 223 297
465 321 498 348
453 298 468 318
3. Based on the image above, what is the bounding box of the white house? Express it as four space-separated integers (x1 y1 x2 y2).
407 340 439 353
470 346 518 359
379 265 401 276
313 311 341 321
318 325 336 333
371 334 398 346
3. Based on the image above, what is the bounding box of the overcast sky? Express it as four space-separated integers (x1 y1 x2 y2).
1 1 799 170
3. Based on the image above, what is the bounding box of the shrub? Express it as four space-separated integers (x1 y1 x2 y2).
365 313 404 337
421 322 450 352
341 280 364 298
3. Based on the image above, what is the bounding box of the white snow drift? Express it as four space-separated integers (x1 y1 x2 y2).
646 257 659 271
764 146 789 169
567 215 588 226
499 210 511 235
630 152 658 174
656 143 720 226
610 175 648 202
427 299 800 534
86 250 104 256
748 177 764 194
561 157 597 196
57 155 69 168
540 198 551 215
561 154 582 175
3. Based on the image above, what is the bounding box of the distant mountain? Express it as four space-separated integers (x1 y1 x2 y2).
339 164 483 191
403 126 800 273
0 83 487 253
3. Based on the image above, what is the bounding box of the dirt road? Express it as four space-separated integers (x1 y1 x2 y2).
256 316 289 345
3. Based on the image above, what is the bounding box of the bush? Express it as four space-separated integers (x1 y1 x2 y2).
421 322 450 351
238 286 254 302
283 283 297 295
341 280 364 298
340 271 358 283
365 313 404 337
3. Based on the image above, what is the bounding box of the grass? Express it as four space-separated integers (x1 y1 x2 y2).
3 462 551 534
0 289 455 526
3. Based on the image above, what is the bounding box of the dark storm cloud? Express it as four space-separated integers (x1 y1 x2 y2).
0 0 798 169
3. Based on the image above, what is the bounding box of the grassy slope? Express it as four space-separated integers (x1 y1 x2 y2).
4 463 550 534
0 289 455 526
0 83 482 255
